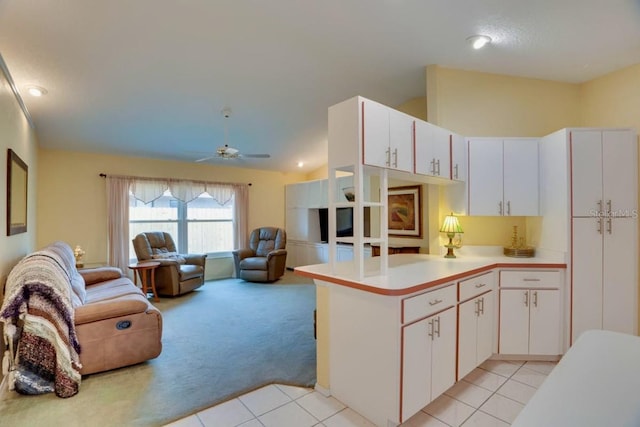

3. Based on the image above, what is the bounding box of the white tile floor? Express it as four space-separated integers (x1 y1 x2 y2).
164 360 557 427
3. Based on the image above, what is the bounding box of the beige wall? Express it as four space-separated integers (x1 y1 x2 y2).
37 149 307 276
0 65 38 289
426 65 582 136
580 63 640 130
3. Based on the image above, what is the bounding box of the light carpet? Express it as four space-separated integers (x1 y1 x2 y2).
0 271 317 426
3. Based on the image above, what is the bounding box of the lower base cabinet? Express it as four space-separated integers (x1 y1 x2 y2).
458 291 494 379
499 288 561 355
498 269 564 356
402 306 456 420
326 267 564 426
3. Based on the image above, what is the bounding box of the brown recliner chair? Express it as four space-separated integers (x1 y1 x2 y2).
233 227 287 282
132 232 206 296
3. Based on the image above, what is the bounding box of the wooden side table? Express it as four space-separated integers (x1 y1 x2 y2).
129 261 160 301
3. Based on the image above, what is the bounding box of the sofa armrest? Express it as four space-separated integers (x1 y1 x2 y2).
75 296 150 325
79 267 123 286
232 248 254 261
183 254 206 266
152 258 181 267
267 249 287 260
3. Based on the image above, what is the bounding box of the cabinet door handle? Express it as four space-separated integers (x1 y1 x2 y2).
522 278 540 282
428 319 434 340
524 291 529 307
479 297 485 315
436 159 441 176
434 316 441 338
597 200 603 214
607 199 612 215
499 201 503 215
507 201 511 216
607 217 612 235
385 148 391 167
474 299 480 316
533 291 538 308
393 148 398 168
429 298 443 306
430 158 436 175
454 164 459 179
597 217 603 234
475 283 486 288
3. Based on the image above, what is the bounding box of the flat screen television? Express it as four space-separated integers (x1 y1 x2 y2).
318 207 370 242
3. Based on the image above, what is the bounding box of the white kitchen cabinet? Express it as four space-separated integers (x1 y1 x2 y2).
499 288 561 355
571 129 637 340
571 130 636 218
572 216 637 340
458 272 495 380
539 127 638 345
468 138 539 216
414 121 450 179
499 270 563 356
451 133 466 182
361 98 413 173
402 306 456 421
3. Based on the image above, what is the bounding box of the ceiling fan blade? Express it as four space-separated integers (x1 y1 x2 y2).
195 155 216 162
242 153 271 158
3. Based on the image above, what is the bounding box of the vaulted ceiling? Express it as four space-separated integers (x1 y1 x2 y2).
1 1 639 173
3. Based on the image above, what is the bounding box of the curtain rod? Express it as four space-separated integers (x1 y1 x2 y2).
98 173 252 186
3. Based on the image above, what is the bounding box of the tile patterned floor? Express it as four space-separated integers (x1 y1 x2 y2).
164 360 557 427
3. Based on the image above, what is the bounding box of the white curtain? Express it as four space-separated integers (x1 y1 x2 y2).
106 175 133 272
105 174 250 260
233 183 249 248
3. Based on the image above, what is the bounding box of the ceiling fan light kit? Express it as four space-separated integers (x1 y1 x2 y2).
194 107 271 162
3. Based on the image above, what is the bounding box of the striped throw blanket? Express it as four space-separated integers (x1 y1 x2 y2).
1 246 82 398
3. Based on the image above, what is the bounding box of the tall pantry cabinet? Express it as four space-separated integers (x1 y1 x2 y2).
539 128 638 343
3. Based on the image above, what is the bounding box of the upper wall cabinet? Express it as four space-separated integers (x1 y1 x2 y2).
362 99 414 173
414 121 451 179
571 129 637 218
468 138 539 216
451 133 466 182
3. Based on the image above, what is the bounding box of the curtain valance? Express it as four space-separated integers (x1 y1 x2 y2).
107 174 242 204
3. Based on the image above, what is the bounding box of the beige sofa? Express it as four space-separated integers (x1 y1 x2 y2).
75 266 163 375
1 241 162 397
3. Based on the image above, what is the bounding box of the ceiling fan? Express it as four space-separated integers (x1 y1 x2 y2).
195 108 271 162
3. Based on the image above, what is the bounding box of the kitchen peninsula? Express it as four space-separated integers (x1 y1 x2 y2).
295 249 566 427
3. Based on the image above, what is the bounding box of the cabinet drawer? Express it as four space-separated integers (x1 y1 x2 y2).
459 271 495 301
403 284 456 324
500 270 563 288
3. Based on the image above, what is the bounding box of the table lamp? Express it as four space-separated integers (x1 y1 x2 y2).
440 213 463 258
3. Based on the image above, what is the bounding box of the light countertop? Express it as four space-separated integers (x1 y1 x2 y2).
294 246 566 296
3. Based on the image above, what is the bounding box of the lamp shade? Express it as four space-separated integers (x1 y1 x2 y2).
440 213 463 234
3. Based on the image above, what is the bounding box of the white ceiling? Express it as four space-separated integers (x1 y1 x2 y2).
1 1 639 173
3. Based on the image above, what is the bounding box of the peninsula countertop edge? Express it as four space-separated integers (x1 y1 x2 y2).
294 252 567 296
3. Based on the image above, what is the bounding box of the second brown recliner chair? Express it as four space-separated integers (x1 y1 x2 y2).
132 231 206 296
232 227 287 282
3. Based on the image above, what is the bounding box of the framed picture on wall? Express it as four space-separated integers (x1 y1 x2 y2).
7 149 28 236
388 185 422 238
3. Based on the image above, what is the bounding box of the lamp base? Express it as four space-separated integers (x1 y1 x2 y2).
444 245 456 258
444 234 457 258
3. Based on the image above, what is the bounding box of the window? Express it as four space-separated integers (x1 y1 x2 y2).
129 190 234 255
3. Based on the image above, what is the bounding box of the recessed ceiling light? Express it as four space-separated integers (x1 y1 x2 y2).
466 35 492 50
26 86 48 97
297 161 304 168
